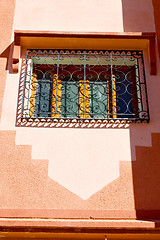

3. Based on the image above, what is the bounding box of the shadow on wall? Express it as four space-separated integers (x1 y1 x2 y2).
122 0 160 219
131 131 160 219
152 0 160 58
0 43 14 72
121 0 155 32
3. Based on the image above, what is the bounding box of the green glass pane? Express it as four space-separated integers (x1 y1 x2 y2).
35 79 51 117
89 82 108 119
61 81 79 118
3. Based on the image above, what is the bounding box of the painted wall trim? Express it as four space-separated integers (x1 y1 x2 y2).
0 219 159 233
14 30 156 41
0 209 160 220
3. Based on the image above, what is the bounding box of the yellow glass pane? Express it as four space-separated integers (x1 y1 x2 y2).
79 80 89 118
112 75 117 118
107 80 110 118
51 74 61 117
29 73 37 117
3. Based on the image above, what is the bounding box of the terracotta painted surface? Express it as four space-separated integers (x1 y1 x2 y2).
0 0 160 221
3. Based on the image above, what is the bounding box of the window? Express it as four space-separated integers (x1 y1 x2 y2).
21 50 149 123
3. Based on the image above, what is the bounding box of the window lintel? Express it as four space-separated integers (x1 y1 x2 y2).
12 31 156 75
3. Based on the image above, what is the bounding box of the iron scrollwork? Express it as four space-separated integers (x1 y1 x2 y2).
21 49 149 123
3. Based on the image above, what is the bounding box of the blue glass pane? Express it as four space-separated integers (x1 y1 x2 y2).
116 71 136 118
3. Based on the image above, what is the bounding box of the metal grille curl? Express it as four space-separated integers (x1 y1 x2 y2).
21 50 149 123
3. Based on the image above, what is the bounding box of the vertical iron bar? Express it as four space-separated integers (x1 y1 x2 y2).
91 81 93 118
56 53 59 115
111 53 113 118
84 52 86 118
21 50 29 118
27 56 33 114
64 80 67 118
142 54 150 121
136 58 143 114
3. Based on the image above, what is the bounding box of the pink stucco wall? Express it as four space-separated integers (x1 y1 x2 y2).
0 0 160 213
14 0 155 33
14 0 124 32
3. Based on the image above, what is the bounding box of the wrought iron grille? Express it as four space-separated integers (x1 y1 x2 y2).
21 49 149 123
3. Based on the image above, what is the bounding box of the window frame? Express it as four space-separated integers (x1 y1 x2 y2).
20 49 150 124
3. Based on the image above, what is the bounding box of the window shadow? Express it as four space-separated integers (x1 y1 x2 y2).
0 42 14 72
130 128 160 220
122 0 160 220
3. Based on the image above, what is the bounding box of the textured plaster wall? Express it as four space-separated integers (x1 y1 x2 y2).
0 0 160 209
